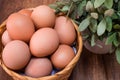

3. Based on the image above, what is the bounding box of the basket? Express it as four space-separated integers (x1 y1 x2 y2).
0 12 83 80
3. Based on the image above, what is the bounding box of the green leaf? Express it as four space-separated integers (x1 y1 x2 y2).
89 18 97 33
113 32 119 47
104 9 114 17
61 5 70 12
96 44 103 48
118 32 120 37
82 35 89 39
118 1 120 11
113 24 120 30
115 0 118 3
73 0 80 2
91 34 96 46
79 17 90 31
105 17 112 32
56 2 65 6
73 20 80 25
111 13 118 19
115 48 120 64
104 0 113 9
86 1 94 12
77 0 86 17
49 4 57 9
94 0 105 8
117 11 120 18
70 5 77 19
113 37 120 47
91 0 95 4
97 19 106 36
105 33 116 44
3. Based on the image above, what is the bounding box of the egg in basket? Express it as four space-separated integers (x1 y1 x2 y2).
0 5 83 80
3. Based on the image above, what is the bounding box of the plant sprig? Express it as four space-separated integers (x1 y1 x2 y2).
49 0 120 64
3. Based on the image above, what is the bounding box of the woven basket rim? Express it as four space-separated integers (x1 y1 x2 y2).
0 12 83 80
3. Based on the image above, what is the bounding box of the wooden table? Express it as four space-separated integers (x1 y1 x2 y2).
0 0 120 80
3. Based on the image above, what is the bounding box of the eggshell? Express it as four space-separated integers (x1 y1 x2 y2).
31 5 56 28
51 44 75 70
6 13 35 42
2 40 31 70
18 9 32 17
30 28 59 57
54 16 76 45
2 30 12 46
25 58 52 78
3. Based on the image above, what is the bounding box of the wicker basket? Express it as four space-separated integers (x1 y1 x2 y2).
0 14 83 80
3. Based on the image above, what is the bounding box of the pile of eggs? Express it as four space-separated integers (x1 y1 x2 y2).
1 5 77 78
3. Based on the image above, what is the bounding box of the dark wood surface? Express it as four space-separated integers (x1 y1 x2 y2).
0 0 120 80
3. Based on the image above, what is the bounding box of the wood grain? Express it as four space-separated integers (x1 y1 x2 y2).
0 0 56 24
1 0 120 80
69 48 107 80
69 48 120 80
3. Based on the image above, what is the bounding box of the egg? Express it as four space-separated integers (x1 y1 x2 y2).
54 16 76 45
2 40 31 70
6 13 35 42
2 30 12 46
30 28 59 57
31 5 56 28
51 44 75 70
25 58 52 78
18 9 32 17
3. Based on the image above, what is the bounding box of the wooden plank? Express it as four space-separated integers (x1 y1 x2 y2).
103 54 120 80
69 47 107 80
0 0 56 24
1 0 120 80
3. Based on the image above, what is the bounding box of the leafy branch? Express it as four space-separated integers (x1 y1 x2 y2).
49 0 120 64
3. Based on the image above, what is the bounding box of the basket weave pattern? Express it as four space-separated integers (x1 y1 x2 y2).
0 19 83 80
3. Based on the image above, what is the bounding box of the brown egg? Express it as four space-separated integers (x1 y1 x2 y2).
18 9 32 17
2 40 31 70
25 58 52 78
51 44 75 70
6 13 35 42
54 16 76 45
2 30 12 46
30 28 59 57
31 5 56 28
